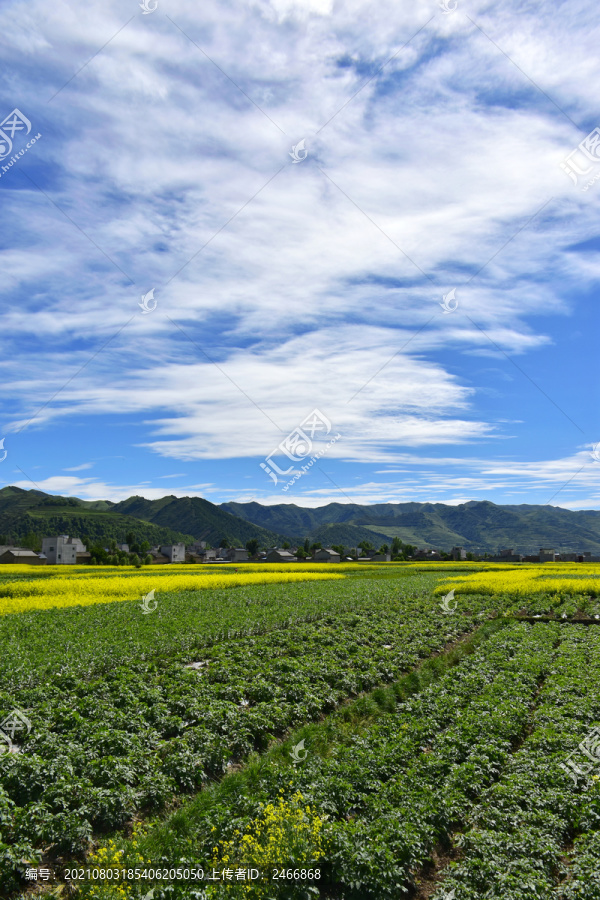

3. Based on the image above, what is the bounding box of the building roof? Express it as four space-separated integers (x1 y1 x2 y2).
1 549 40 557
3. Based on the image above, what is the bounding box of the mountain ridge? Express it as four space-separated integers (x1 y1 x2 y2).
0 487 283 548
2 488 600 553
220 499 600 553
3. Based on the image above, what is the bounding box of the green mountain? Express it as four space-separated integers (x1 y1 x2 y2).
0 488 284 550
110 495 285 546
4 488 600 556
220 499 600 554
0 487 195 548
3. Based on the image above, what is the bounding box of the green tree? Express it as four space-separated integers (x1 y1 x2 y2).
295 547 307 558
282 542 290 550
140 541 150 553
391 536 403 557
130 554 141 568
21 532 42 552
309 542 322 555
331 545 345 557
378 544 389 555
358 540 374 555
246 539 259 557
303 538 310 553
126 531 136 547
143 554 152 565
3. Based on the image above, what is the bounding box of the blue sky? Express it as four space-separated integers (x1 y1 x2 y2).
0 0 599 509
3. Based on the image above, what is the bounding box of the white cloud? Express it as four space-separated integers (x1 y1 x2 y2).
0 0 598 505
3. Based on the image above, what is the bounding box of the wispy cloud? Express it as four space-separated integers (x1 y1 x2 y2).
0 0 597 508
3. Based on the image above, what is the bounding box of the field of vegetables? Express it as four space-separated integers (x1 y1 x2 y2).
1 561 599 898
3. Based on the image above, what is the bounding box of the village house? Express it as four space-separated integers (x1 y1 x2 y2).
154 543 186 563
223 548 249 562
411 549 442 561
313 548 341 563
266 548 296 563
492 548 523 562
41 535 87 565
149 548 170 564
451 546 467 560
188 540 208 554
0 548 47 565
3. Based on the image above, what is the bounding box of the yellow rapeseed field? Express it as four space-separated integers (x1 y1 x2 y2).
434 563 600 597
0 569 345 616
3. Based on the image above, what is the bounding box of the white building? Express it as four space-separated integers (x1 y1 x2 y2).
41 535 87 565
159 543 186 563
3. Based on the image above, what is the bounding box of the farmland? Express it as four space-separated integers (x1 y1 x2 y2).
0 562 599 898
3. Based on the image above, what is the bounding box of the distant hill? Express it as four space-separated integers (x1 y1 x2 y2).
220 499 600 554
0 487 195 547
307 523 393 548
110 495 285 546
3 488 600 555
0 487 285 549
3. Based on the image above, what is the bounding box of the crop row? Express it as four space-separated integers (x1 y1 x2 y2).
84 621 562 899
0 574 451 692
437 625 600 900
0 576 483 892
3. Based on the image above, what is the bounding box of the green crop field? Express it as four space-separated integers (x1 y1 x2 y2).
1 563 599 898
